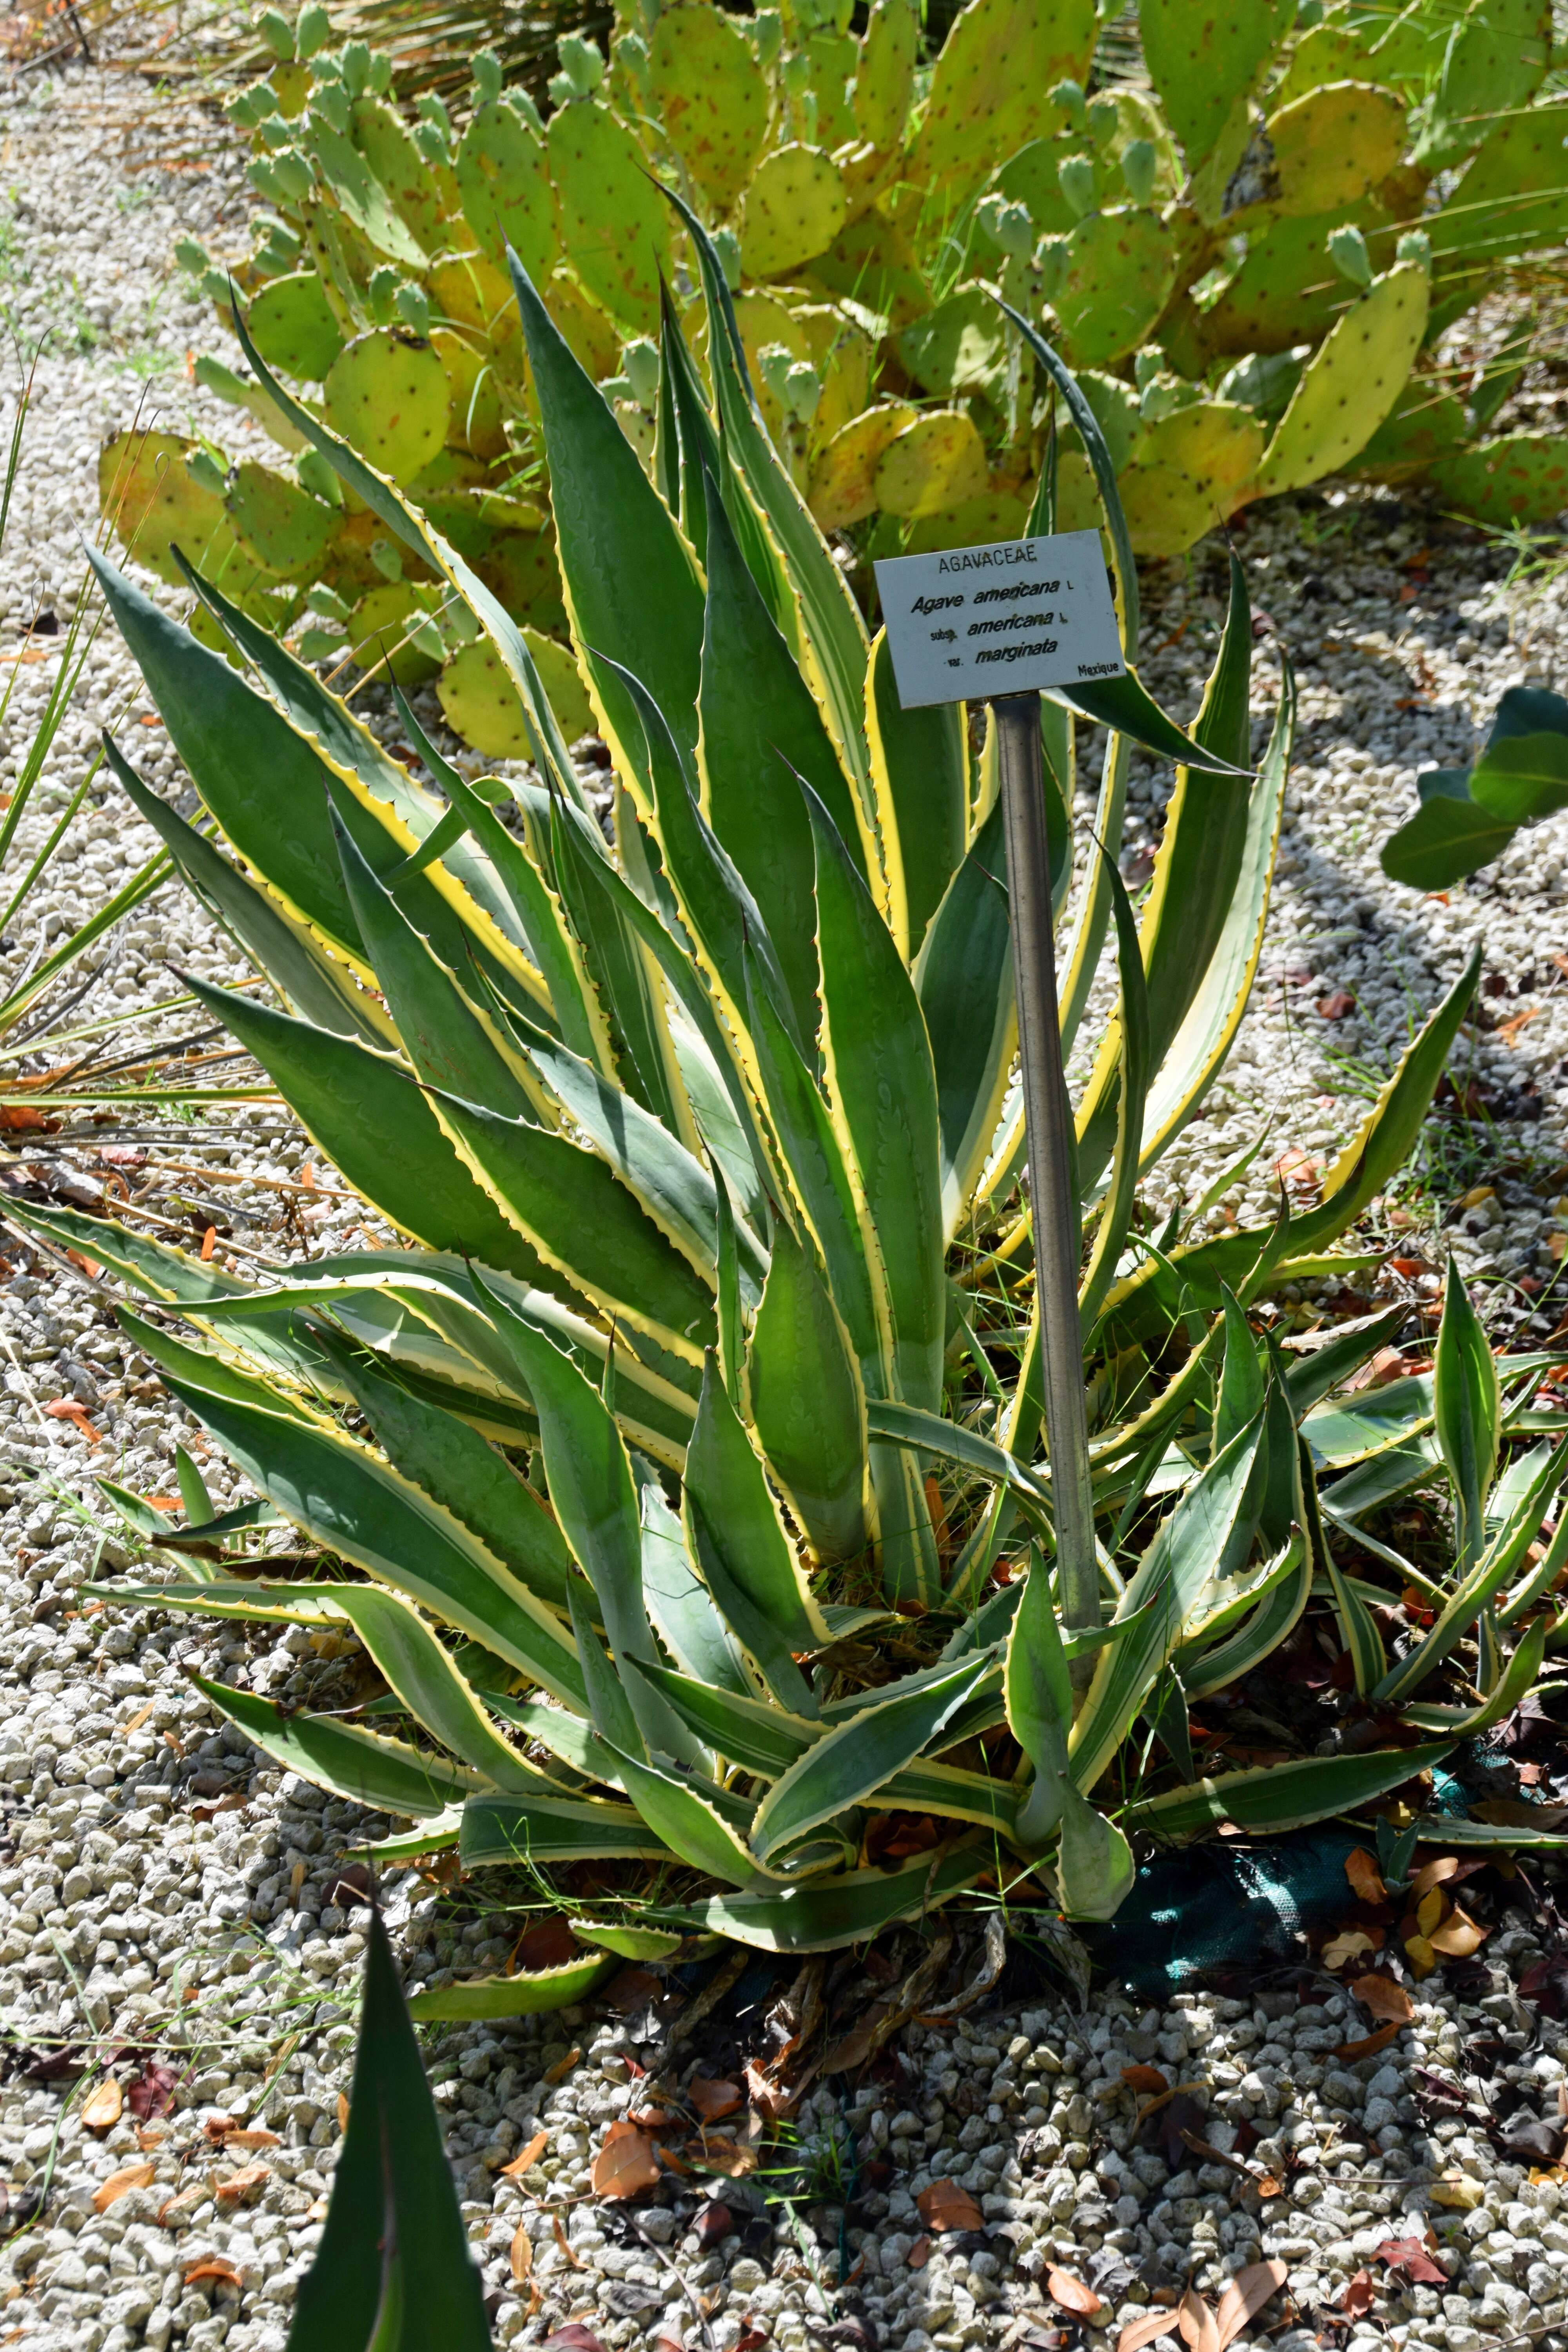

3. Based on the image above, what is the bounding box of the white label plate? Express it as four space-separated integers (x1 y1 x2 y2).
872 528 1124 709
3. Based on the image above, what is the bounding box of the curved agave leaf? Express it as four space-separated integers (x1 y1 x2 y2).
407 1953 618 2020
681 1837 987 1953
1121 1739 1456 1840
745 1218 871 1564
1401 1610 1552 1736
608 1742 775 1885
866 628 969 962
459 1790 671 1865
1079 862 1152 1329
684 1351 833 1650
195 1676 477 1818
914 797 1017 1245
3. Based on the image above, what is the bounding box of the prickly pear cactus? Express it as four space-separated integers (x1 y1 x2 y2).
114 0 1568 757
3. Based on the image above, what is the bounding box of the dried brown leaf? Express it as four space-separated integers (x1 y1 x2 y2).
591 2119 660 2200
1047 2267 1102 2317
1351 1971 1415 2024
81 2079 123 2133
544 2045 583 2086
185 2259 243 2288
1345 1848 1387 1904
1177 2286 1220 2352
212 2162 269 2205
915 2179 984 2233
1333 2021 1402 2063
93 2163 155 2213
1214 2259 1287 2347
689 2077 742 2123
1120 2064 1169 2096
501 2129 549 2178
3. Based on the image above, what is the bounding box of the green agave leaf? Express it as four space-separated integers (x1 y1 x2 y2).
489 1690 623 1788
682 1837 987 1953
459 1789 670 1864
745 1217 870 1565
913 797 1017 1245
194 1677 475 1818
608 1742 771 1885
407 1953 617 2020
1434 1254 1501 1572
638 1475 753 1698
864 1397 1051 1520
1121 1739 1455 1840
872 1757 1020 1839
567 1566 646 1759
1057 1784 1136 1923
1080 860 1152 1328
1285 1305 1410 1417
103 735 393 1049
628 1655 818 1776
1500 1507 1568 1626
684 1350 831 1650
545 791 691 1133
1005 1551 1074 1850
84 1579 350 1626
749 1652 995 1860
1180 1541 1310 1701
569 1918 688 1961
290 1911 490 2352
1401 1609 1551 1737
0 1196 247 1309
1299 1433 1385 1697
122 1309 587 1706
865 627 969 965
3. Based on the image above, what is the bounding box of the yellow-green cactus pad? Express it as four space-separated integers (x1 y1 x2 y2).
807 401 916 531
246 270 344 383
431 329 507 462
348 584 441 684
308 118 429 271
806 208 930 327
1055 208 1177 369
323 329 451 480
1273 11 1441 109
1428 97 1568 272
428 250 515 336
1118 401 1265 557
905 481 1031 554
351 93 455 258
897 283 1010 400
1263 81 1407 216
648 3 768 211
1140 0 1293 169
227 459 341 579
549 99 671 336
542 271 622 382
437 630 592 757
1417 0 1550 169
476 530 567 634
853 0 918 153
456 101 557 284
1253 258 1429 497
794 304 875 442
874 409 990 519
1054 449 1100 534
739 145 848 281
993 136 1082 238
1188 201 1391 357
805 28 860 150
98 429 229 589
1428 433 1568 528
912 0 1096 192
1350 381 1470 483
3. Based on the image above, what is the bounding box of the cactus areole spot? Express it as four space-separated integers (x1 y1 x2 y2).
874 529 1122 708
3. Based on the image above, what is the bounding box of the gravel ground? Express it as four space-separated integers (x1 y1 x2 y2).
2 50 1568 2352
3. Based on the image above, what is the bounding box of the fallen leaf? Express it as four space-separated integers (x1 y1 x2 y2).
511 2222 533 2285
1214 2259 1287 2347
157 2185 209 2225
1375 2235 1446 2285
501 2129 548 2178
695 2203 733 2250
513 1915 579 1972
1428 1902 1488 1957
697 2136 759 2178
1176 2285 1220 2352
1430 2171 1485 2211
1338 2270 1375 2318
134 2128 165 2153
1416 1888 1443 1937
907 2236 931 2269
544 2045 583 2086
1411 1855 1460 1896
742 2058 798 2123
1318 989 1356 1020
1121 2064 1169 2096
1405 1933 1438 1978
82 2079 123 2132
44 1397 102 1443
630 2106 677 2131
212 2163 269 2204
732 2326 769 2352
185 2260 243 2289
591 2119 660 2200
1323 1927 1377 1969
689 2076 742 2122
550 2215 584 2270
653 2336 683 2352
1118 2318 1183 2352
1333 2021 1402 2063
1345 1848 1387 1904
289 1861 307 1909
337 2093 350 2135
1047 2267 1102 2318
129 2062 179 2122
121 1702 155 1735
543 2330 605 2352
220 2129 279 2152
916 2178 984 2233
1351 1971 1415 2025
93 2163 155 2213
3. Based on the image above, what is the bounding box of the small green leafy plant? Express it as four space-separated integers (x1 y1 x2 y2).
107 0 1568 755
1380 681 1568 890
15 228 1563 1966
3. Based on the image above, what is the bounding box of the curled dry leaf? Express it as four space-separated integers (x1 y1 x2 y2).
1405 1933 1437 1978
544 2045 583 2085
221 2128 280 2152
1375 2235 1446 2285
1121 2064 1169 2096
157 2185 209 2226
907 2235 931 2269
1177 2286 1220 2352
689 2076 742 2122
1427 1902 1488 1957
543 2329 607 2352
551 2215 584 2269
1345 1848 1387 1904
1047 2267 1102 2318
1411 1855 1461 1896
1338 2270 1375 2318
591 2119 661 2200
1214 2259 1288 2347
695 2202 733 2249
1351 1972 1415 2025
81 2078 123 2132
93 2163 156 2213
502 2129 550 2178
1333 2021 1402 2063
185 2259 243 2289
511 2221 533 2285
731 2326 769 2352
1118 2317 1180 2352
337 2093 350 2134
698 2136 759 2178
1430 2171 1485 2211
915 2179 984 2233
1322 1927 1377 1969
212 2162 270 2205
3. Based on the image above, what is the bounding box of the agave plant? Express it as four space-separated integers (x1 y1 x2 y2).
12 226 1563 1967
117 0 1568 757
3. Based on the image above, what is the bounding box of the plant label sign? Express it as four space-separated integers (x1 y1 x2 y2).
873 529 1124 709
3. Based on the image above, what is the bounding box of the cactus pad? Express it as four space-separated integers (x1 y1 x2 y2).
455 100 557 283
1190 201 1392 357
911 0 1096 191
549 99 671 335
853 0 918 152
1253 258 1430 497
227 459 341 578
1428 433 1568 528
740 144 848 280
648 4 768 209
323 328 451 478
897 282 1010 400
1118 401 1266 556
807 401 916 531
1140 0 1294 169
1262 81 1407 215
1054 207 1177 368
1428 97 1568 272
98 429 230 589
351 94 453 257
432 328 507 461
246 270 345 382
806 208 930 327
874 408 990 518
348 583 442 683
1351 382 1470 482
906 481 1031 554
437 630 593 757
